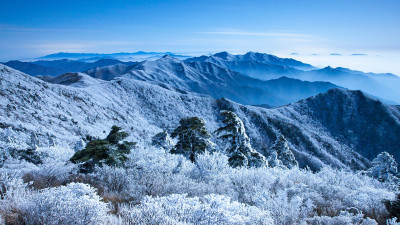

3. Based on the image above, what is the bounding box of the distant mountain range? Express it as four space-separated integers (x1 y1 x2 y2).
85 55 338 106
3 51 400 105
186 52 400 104
37 51 190 61
186 51 316 72
1 63 399 171
3 59 135 76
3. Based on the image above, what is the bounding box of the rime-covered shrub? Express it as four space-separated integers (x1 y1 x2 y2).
368 151 398 183
192 151 230 180
18 183 108 225
307 211 378 225
3 146 77 189
126 146 202 198
119 194 274 225
227 166 394 223
0 172 32 224
91 147 394 223
92 165 146 204
22 146 77 189
256 190 314 225
2 140 396 224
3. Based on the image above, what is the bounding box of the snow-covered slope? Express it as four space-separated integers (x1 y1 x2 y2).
85 55 337 106
2 63 400 171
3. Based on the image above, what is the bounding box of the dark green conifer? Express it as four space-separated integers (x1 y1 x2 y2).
70 126 135 173
171 117 213 162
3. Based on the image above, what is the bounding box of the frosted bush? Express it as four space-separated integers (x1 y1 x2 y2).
93 165 147 203
307 211 377 225
119 194 273 225
256 190 314 225
123 146 206 198
104 148 394 223
191 151 230 181
0 146 77 189
0 172 32 223
18 183 108 225
20 146 77 189
2 143 394 224
94 165 132 193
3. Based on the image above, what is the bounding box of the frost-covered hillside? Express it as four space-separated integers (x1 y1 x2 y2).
2 63 400 170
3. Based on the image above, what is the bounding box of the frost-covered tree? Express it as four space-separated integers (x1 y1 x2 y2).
267 135 298 169
215 110 267 168
368 151 398 183
151 130 173 150
70 125 135 173
171 117 214 162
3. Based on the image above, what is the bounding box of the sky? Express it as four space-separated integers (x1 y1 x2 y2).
0 0 399 74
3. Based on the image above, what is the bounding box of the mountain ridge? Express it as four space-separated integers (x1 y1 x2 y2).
3 59 135 76
186 52 400 104
2 63 399 171
86 55 338 106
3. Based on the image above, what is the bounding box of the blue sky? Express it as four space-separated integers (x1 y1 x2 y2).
1 0 399 74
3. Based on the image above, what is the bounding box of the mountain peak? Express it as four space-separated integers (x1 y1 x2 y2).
159 54 181 62
39 72 101 87
213 51 234 60
308 88 375 104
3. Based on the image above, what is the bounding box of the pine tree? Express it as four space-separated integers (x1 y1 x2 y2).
151 130 173 150
106 125 129 144
368 151 398 182
267 135 298 169
215 110 266 168
70 126 135 173
171 117 214 162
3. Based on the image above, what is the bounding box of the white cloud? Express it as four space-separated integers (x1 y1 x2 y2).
200 28 313 38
